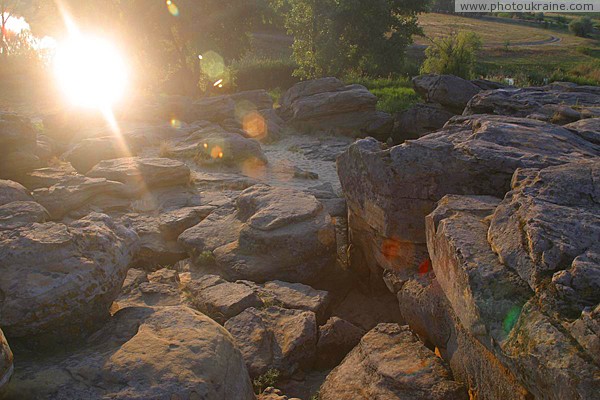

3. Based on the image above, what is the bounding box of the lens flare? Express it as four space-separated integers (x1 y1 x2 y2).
53 35 129 109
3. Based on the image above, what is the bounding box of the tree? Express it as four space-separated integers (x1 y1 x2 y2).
285 0 427 79
420 31 481 79
569 16 594 38
1 0 39 57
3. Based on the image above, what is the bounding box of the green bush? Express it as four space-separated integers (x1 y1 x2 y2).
344 76 418 114
252 369 281 394
420 31 482 79
569 16 594 37
232 57 299 91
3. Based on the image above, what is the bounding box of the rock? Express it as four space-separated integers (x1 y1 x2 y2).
331 289 404 331
0 180 33 206
427 190 600 399
21 165 79 190
193 130 268 165
489 161 600 292
471 79 507 91
33 175 130 220
87 157 191 192
0 329 12 391
62 136 134 174
0 113 38 180
392 103 455 143
230 89 274 111
116 268 182 308
240 280 331 322
4 306 255 399
319 323 467 400
179 185 336 284
279 78 393 138
306 183 346 218
0 201 49 230
412 74 482 113
158 205 215 240
184 275 263 324
316 317 364 369
0 213 139 339
465 85 600 117
565 117 600 145
569 304 600 365
337 115 599 287
224 306 318 378
258 387 292 400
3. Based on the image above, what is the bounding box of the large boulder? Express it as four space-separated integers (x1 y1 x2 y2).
315 317 364 369
87 157 191 193
224 306 318 378
412 74 482 113
0 213 139 339
4 306 255 399
337 115 599 287
319 323 467 400
426 170 600 400
0 329 12 391
565 117 600 145
62 136 134 174
279 78 393 138
179 185 336 284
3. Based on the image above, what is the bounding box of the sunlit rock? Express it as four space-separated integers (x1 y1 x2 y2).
319 324 467 400
0 329 12 392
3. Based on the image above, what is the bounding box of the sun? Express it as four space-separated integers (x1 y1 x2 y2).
53 34 129 109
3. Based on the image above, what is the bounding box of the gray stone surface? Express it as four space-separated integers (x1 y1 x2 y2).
0 201 49 230
413 74 482 113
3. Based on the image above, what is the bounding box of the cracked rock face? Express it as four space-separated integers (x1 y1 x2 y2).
337 115 599 287
319 323 467 400
0 213 139 339
179 184 336 284
4 306 255 400
426 162 600 400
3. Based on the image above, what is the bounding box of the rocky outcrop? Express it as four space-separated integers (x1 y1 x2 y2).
464 84 600 119
62 136 134 174
225 306 318 378
319 324 467 400
426 162 600 399
412 74 482 113
4 306 255 399
566 117 600 145
0 329 12 391
179 185 336 284
278 77 393 138
337 115 599 287
0 213 139 339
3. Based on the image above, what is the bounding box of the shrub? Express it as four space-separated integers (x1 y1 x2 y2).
231 57 299 91
420 31 482 79
252 369 281 394
569 16 594 37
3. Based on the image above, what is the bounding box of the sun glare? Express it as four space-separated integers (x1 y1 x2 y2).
53 35 129 109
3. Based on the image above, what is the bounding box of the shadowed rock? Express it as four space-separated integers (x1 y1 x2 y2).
0 329 12 392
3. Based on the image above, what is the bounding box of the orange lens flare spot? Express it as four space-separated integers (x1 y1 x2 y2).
170 118 181 128
241 157 267 179
381 238 401 261
210 145 223 159
203 143 208 149
243 111 267 140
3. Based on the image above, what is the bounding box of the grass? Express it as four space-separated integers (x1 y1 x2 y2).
346 76 419 114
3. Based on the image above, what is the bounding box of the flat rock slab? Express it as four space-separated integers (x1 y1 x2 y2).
4 306 255 399
179 184 336 284
319 323 467 400
87 157 191 192
0 213 139 339
225 306 318 378
413 74 482 113
184 275 263 324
